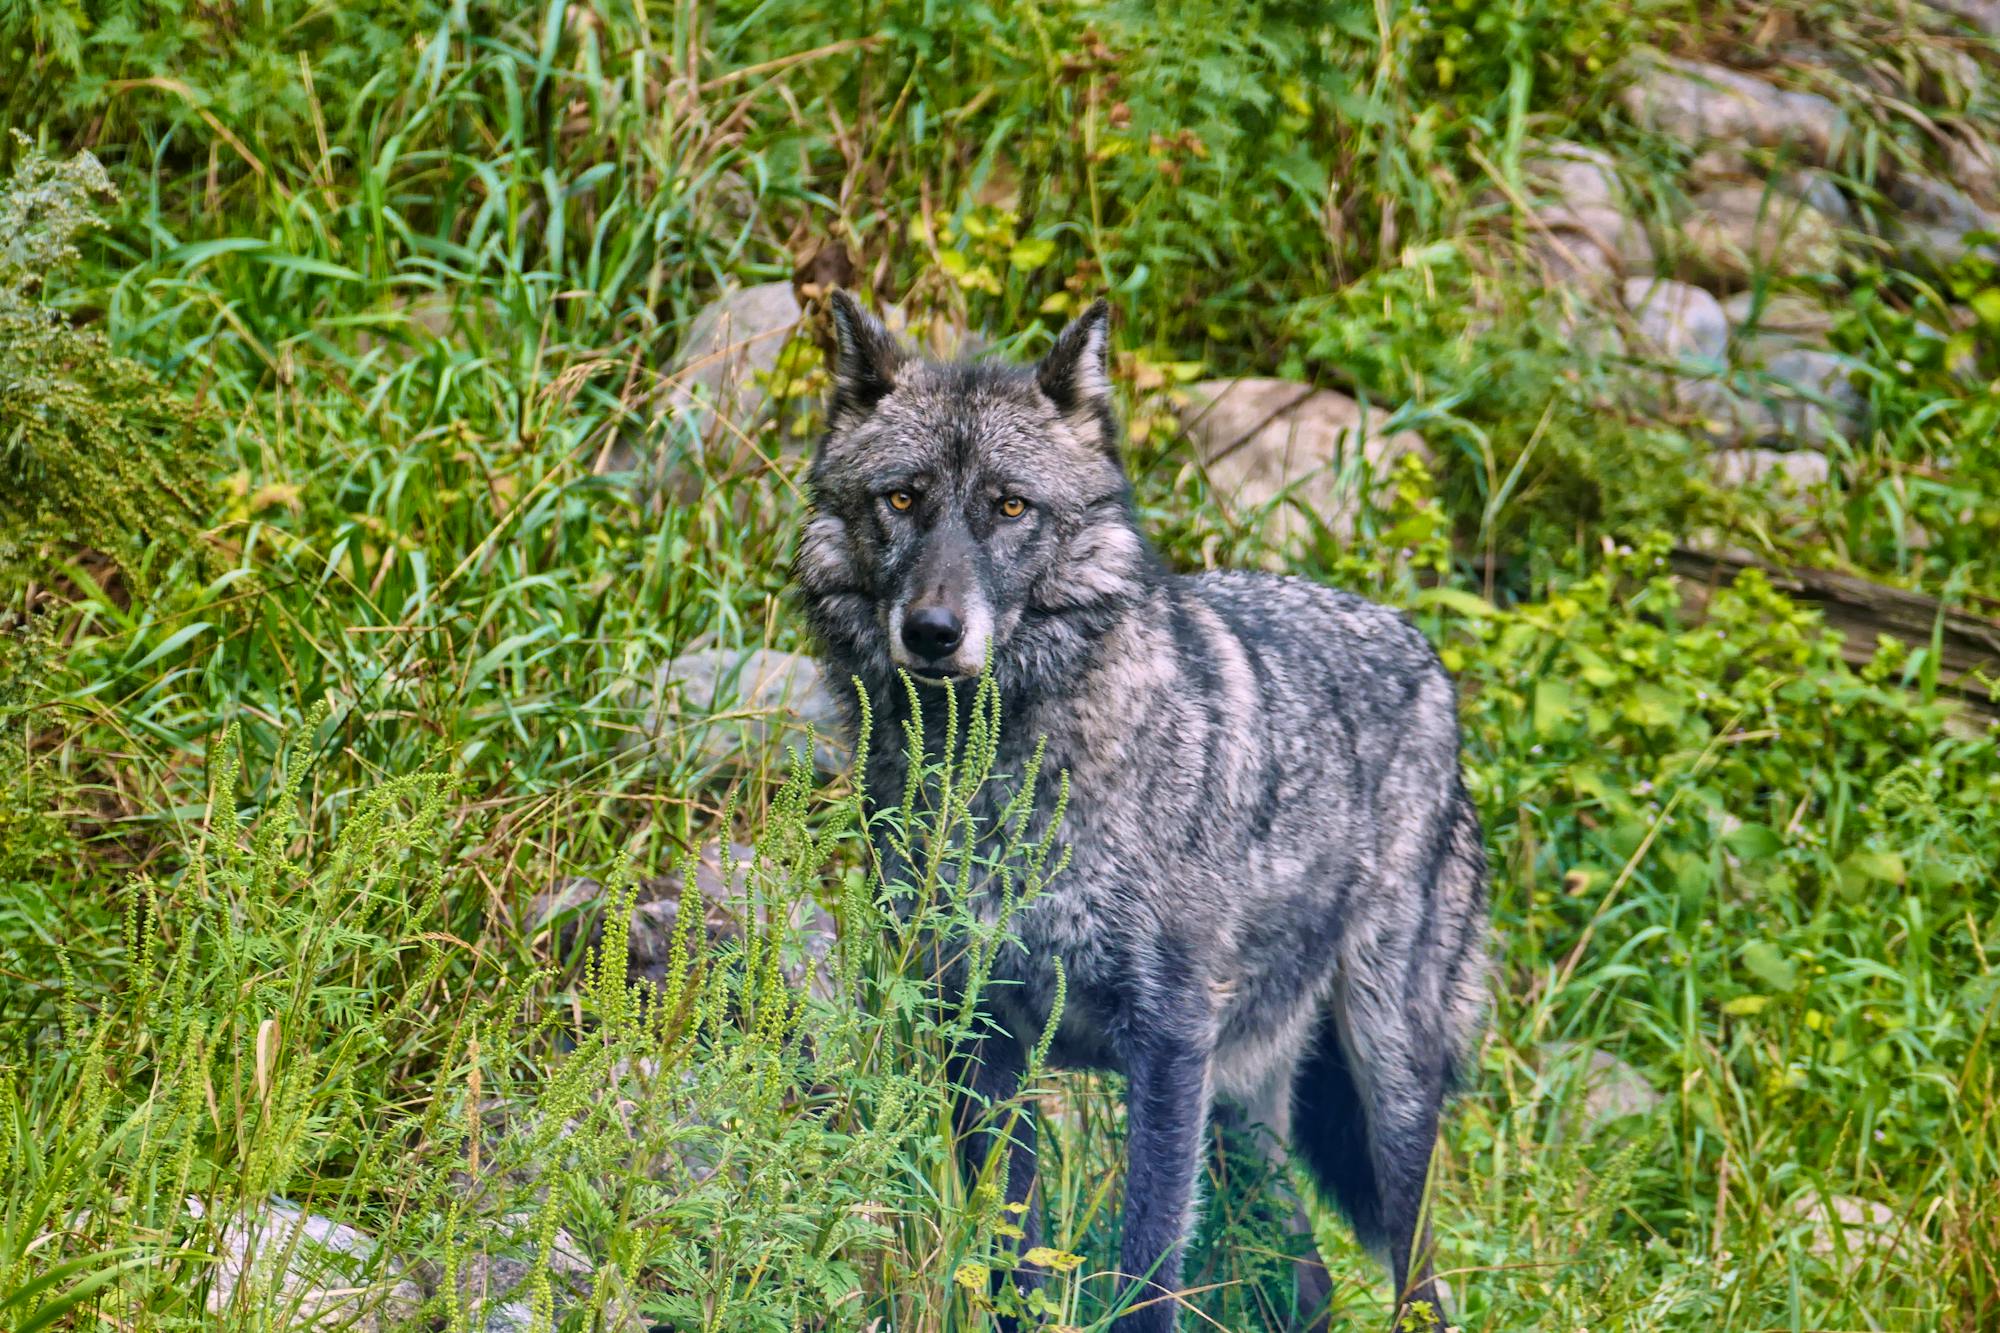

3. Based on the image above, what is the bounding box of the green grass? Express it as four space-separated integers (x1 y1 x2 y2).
3 0 1998 1330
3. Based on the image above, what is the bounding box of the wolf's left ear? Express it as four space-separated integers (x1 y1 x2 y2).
1036 299 1116 451
827 289 904 422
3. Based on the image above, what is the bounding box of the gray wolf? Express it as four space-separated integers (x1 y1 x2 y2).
794 291 1488 1332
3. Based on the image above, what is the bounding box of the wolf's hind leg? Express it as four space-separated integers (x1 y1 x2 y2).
1288 1004 1387 1254
1232 1065 1335 1333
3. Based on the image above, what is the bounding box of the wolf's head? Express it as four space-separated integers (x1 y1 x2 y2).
794 293 1154 695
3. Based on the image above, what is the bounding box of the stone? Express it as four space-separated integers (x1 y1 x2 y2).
1709 448 1833 492
1787 169 1852 225
1928 0 2000 36
641 646 846 774
1516 141 1651 283
1723 291 1836 354
1546 1046 1665 1132
1757 347 1864 444
1886 172 2000 267
1945 138 1999 207
612 282 805 479
536 840 840 1001
1534 204 1655 284
434 1216 646 1333
1525 141 1623 212
191 1197 422 1330
1621 55 1848 163
1625 278 1730 364
1678 184 1843 288
1786 1193 1924 1261
1175 379 1431 551
1673 347 1861 449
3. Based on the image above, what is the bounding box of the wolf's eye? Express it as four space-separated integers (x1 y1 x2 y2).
999 496 1028 519
887 490 914 512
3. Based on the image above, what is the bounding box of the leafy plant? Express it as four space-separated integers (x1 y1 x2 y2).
0 138 211 593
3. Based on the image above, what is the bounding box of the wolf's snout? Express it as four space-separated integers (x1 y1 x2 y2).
901 606 964 662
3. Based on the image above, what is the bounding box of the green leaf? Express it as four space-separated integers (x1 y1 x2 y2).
1739 940 1798 992
1413 586 1497 619
1007 236 1056 271
1532 678 1572 737
1722 994 1771 1016
1722 821 1784 861
1623 682 1685 729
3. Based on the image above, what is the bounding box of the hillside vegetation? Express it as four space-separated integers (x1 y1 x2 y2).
1 2 1997 1330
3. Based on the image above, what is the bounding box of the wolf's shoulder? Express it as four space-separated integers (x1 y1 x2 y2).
1184 569 1437 665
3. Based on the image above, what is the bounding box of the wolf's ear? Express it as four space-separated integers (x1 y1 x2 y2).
827 289 903 421
1036 299 1116 450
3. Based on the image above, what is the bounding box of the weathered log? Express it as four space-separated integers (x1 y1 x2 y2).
1671 545 2000 723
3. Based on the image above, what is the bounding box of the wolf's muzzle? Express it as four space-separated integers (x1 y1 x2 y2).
901 605 964 662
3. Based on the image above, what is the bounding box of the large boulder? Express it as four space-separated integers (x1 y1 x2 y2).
191 1198 422 1331
640 647 847 775
1621 55 1848 163
612 282 805 481
1175 379 1431 552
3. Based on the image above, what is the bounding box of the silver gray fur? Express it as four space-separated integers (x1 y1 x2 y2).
795 292 1488 1332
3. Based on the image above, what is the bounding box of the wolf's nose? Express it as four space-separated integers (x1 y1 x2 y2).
902 606 964 661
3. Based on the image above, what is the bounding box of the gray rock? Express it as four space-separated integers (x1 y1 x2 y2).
1625 278 1730 364
1709 448 1833 492
1516 142 1651 283
1886 173 2000 267
1723 291 1836 354
1546 1046 1665 1131
1534 204 1655 284
1526 141 1623 212
1757 347 1864 444
1674 347 1861 449
191 1197 422 1330
642 646 847 774
536 840 840 1001
1928 0 2000 36
1678 184 1843 288
1621 55 1848 163
1176 379 1431 552
613 282 805 479
1946 138 1999 207
441 1217 645 1333
1787 169 1852 225
1786 1193 1924 1261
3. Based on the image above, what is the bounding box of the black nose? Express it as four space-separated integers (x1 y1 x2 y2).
901 606 964 661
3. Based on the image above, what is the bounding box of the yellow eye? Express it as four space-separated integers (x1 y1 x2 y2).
999 496 1027 518
888 490 914 511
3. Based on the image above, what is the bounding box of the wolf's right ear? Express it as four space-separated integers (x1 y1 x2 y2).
827 290 903 422
1036 299 1116 453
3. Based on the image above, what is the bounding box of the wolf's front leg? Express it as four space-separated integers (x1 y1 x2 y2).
1114 1038 1213 1332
